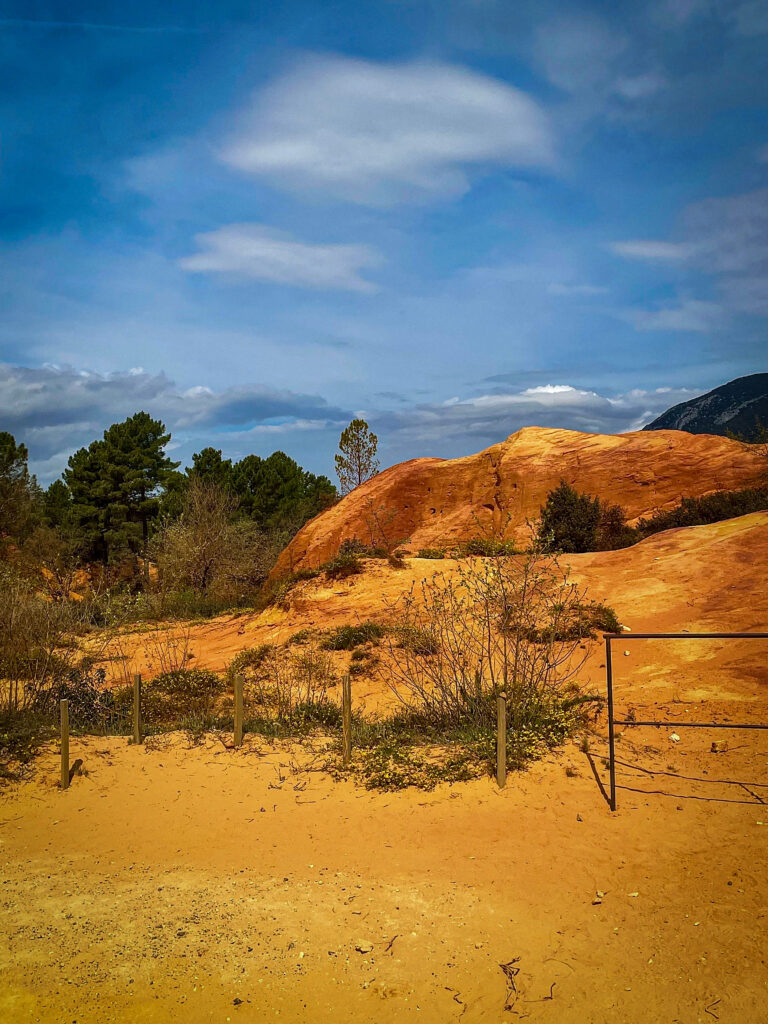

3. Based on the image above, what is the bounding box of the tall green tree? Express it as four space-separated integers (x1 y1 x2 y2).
64 412 178 571
232 451 335 528
188 447 235 491
536 480 601 554
0 432 39 545
335 418 379 495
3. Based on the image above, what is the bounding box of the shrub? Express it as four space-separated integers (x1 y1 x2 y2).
321 622 387 650
142 668 225 728
537 481 602 553
416 548 445 559
595 503 637 551
637 486 768 536
287 629 312 645
239 644 338 721
456 537 517 557
382 546 599 734
338 538 388 559
322 552 363 579
226 645 272 680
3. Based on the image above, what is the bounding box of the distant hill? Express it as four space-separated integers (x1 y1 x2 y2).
271 426 763 576
644 373 768 437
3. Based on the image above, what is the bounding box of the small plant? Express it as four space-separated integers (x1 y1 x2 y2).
226 645 273 683
338 538 388 559
322 552 363 580
456 537 517 557
321 622 387 651
141 668 225 729
416 547 445 559
287 629 312 645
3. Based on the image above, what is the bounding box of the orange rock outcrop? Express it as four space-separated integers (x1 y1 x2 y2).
274 427 764 576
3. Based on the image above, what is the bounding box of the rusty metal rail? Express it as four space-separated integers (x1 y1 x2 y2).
604 632 768 811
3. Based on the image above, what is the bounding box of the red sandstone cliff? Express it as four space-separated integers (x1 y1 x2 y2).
273 426 765 576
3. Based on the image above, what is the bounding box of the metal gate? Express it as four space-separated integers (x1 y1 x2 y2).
604 632 768 811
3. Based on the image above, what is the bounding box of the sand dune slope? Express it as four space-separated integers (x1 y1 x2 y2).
274 427 764 575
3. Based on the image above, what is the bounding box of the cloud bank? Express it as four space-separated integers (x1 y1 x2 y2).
612 188 768 318
2 363 701 484
180 224 382 292
221 55 555 204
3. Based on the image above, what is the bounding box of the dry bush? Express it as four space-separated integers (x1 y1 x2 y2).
230 643 338 720
381 542 607 732
0 567 85 712
153 478 274 601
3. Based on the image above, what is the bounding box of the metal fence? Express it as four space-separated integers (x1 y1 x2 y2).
604 632 768 811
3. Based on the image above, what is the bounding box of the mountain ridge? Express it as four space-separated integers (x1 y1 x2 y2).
644 373 768 436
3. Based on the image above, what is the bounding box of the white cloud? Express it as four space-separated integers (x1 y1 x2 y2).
376 383 700 448
613 72 667 99
220 55 555 204
626 299 724 332
612 189 768 316
0 363 350 479
547 282 609 296
533 15 627 93
179 224 381 292
610 240 694 261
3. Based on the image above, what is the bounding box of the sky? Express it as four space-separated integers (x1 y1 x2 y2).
1 0 767 484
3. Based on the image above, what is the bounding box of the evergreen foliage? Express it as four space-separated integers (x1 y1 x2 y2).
0 432 39 543
537 480 602 553
335 418 379 494
64 412 179 567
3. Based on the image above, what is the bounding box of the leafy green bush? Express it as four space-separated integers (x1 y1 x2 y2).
338 538 388 559
638 486 768 536
416 547 445 559
322 552 363 579
393 625 440 656
142 668 225 728
321 622 387 650
287 629 312 645
537 481 602 553
456 537 517 557
226 645 272 680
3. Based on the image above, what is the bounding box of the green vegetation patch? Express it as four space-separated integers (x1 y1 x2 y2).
321 621 387 650
456 537 518 557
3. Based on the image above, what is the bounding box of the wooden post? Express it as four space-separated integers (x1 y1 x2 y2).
60 699 70 791
132 673 142 745
234 674 244 748
496 692 507 789
342 673 352 765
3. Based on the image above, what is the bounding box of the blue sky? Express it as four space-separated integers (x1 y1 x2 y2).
1 0 767 483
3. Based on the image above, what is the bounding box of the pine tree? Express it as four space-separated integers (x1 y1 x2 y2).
188 447 234 491
64 412 178 572
0 432 39 543
335 419 379 495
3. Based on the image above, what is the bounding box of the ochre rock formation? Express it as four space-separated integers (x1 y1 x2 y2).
273 427 765 576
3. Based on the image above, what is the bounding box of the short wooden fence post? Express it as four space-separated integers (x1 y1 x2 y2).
342 673 352 765
133 673 142 745
496 692 507 789
60 699 70 791
234 674 244 748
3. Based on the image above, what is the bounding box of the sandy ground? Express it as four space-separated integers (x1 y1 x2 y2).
99 513 768 715
1 712 767 1024
4 514 768 1022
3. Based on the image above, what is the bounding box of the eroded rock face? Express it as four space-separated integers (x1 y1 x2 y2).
273 426 765 576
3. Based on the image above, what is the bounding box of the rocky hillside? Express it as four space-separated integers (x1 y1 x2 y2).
644 373 768 437
273 426 764 576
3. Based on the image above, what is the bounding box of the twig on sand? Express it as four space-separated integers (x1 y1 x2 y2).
384 934 400 954
499 958 521 1011
705 998 721 1020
